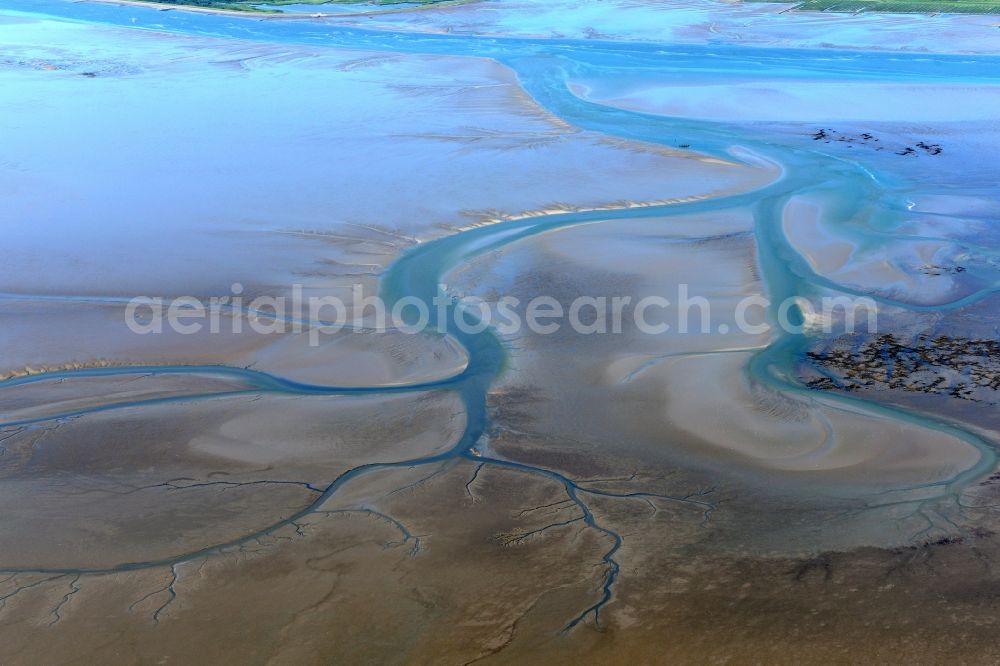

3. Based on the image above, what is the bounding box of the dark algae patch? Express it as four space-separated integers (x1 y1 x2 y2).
805 333 1000 403
811 128 944 156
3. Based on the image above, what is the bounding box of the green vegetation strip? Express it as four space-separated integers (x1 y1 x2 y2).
755 0 1000 14
139 0 453 13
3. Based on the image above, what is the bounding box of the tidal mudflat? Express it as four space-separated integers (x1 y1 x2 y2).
1 0 1000 663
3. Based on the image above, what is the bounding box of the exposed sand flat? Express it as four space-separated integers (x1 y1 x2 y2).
906 193 1000 217
782 197 856 275
0 373 254 423
0 390 464 569
653 351 982 482
0 301 468 388
444 199 984 534
781 195 962 306
231 329 470 387
2 1 1000 662
1 507 997 664
0 16 764 300
569 79 1000 123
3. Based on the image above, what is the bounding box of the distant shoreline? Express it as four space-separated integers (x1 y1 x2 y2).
80 0 477 19
83 0 301 18
751 0 1000 15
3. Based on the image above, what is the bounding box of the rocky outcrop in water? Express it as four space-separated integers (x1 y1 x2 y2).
811 128 943 156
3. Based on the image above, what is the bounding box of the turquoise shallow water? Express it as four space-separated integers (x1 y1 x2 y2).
2 0 999 624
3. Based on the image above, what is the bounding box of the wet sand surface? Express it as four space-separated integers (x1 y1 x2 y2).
1 0 1000 663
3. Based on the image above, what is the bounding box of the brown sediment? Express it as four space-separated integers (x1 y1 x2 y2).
0 456 997 664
